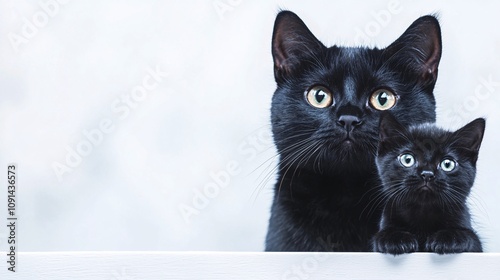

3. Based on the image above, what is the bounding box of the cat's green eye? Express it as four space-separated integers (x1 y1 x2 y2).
399 153 415 168
369 89 397 111
440 159 456 172
306 86 334 108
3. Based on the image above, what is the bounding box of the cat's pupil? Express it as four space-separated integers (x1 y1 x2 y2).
315 91 325 103
378 92 388 105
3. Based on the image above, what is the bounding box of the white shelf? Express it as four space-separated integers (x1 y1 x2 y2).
1 252 499 279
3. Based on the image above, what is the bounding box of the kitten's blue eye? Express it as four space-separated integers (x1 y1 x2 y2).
440 159 456 172
369 89 397 111
398 153 415 167
306 86 334 108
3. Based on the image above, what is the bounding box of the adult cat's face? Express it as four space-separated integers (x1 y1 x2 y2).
271 11 441 173
377 113 485 202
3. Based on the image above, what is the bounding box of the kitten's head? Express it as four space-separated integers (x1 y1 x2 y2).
377 112 485 202
271 11 442 174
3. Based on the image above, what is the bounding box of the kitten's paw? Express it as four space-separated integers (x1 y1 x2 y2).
372 230 419 255
425 229 483 254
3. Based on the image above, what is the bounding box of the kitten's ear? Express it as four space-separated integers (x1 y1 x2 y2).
384 15 442 83
452 118 486 153
379 112 407 142
272 11 325 83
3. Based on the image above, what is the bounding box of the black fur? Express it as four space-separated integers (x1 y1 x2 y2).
372 113 484 255
265 11 442 251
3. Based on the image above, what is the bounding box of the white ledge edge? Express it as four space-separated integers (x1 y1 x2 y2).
1 251 499 279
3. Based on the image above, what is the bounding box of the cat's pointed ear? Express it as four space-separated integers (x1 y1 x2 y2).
379 112 407 142
452 118 486 153
384 15 442 83
272 11 325 83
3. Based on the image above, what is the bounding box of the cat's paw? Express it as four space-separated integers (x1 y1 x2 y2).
372 230 419 255
425 229 483 254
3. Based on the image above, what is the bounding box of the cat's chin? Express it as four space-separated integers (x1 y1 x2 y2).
341 139 354 147
337 138 367 154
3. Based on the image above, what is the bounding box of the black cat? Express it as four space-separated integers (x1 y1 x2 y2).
372 113 484 255
265 11 442 251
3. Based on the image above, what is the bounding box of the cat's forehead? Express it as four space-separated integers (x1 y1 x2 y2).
322 47 393 87
328 47 380 66
408 123 449 138
321 47 383 94
337 47 367 60
405 124 453 154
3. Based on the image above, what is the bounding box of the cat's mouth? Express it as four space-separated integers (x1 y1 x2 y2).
341 133 356 144
337 133 369 151
342 137 353 144
420 185 432 191
417 183 436 193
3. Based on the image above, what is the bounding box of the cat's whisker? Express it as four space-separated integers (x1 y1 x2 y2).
292 141 324 180
288 142 323 188
255 128 341 198
251 135 320 200
246 128 319 191
244 129 320 195
440 191 461 215
360 181 406 219
273 131 319 145
249 159 278 203
466 192 489 221
445 186 468 200
278 140 321 193
258 136 313 169
258 138 313 190
252 135 312 174
387 187 409 219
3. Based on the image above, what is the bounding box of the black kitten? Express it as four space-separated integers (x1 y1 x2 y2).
372 113 484 255
265 11 442 251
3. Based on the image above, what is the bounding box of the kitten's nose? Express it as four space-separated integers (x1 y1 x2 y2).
420 170 435 182
337 115 362 131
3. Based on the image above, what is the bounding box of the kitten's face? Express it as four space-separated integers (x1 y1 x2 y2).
377 113 485 203
377 130 473 201
271 12 441 173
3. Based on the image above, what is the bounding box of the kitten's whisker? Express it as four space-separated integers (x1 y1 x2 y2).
441 191 461 215
360 181 406 219
466 192 489 221
387 187 408 219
